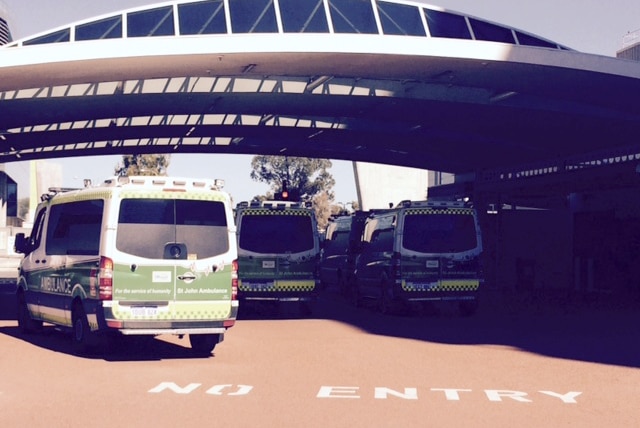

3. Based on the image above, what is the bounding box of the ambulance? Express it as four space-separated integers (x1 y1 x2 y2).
235 199 320 314
14 176 238 354
320 211 369 295
351 199 483 315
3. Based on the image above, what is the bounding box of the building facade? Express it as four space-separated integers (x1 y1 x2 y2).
0 1 12 45
617 29 640 60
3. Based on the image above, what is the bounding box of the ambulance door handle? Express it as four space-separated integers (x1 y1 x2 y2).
178 273 196 281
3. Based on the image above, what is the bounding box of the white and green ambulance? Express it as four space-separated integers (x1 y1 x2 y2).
235 200 320 314
351 199 483 316
14 176 238 354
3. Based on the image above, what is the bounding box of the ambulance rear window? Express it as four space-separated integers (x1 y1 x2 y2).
239 213 314 253
402 211 477 253
116 198 229 259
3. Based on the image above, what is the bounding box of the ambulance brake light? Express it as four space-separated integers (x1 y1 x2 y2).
231 260 238 300
98 256 114 300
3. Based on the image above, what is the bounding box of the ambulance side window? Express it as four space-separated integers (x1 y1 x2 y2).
45 200 104 256
28 208 47 251
369 228 394 252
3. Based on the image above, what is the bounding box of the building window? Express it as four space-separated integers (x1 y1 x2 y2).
127 6 175 37
228 0 278 33
329 0 379 34
469 18 514 43
76 16 123 41
178 0 227 35
6 180 17 217
424 9 471 40
23 29 71 45
279 0 329 33
516 31 557 49
377 1 425 36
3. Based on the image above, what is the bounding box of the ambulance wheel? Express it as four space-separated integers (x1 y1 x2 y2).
377 282 396 315
189 334 219 355
16 291 42 334
300 301 313 317
72 302 93 354
348 282 361 307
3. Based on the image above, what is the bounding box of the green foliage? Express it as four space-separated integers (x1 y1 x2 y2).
313 191 333 232
250 156 335 200
250 155 336 230
115 154 171 176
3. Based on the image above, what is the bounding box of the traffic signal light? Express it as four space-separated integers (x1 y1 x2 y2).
274 180 299 201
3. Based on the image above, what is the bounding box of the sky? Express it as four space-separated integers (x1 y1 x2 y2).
2 0 640 202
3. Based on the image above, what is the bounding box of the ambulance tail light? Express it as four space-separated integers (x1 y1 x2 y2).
231 259 238 300
98 256 114 300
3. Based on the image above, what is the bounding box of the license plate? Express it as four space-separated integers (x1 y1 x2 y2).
248 282 275 291
409 282 438 291
131 307 158 317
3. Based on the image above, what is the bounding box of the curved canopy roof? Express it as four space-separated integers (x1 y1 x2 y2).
1 0 640 180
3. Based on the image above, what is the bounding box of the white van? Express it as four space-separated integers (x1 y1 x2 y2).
351 200 483 315
235 200 320 314
14 176 238 354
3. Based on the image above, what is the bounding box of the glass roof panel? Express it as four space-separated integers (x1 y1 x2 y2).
229 0 278 33
279 0 329 33
424 9 471 40
23 29 71 45
516 31 558 49
178 0 227 35
329 0 379 34
76 16 123 41
469 18 514 44
127 6 175 37
377 1 425 37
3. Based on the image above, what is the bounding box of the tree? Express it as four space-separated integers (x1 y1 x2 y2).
115 154 171 176
250 155 336 229
313 191 334 232
250 156 335 201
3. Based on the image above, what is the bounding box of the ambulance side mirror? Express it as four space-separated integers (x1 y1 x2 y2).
14 233 31 254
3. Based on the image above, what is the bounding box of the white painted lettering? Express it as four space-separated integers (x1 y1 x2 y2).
374 387 418 400
317 386 360 399
485 390 532 403
228 385 253 396
431 388 472 401
539 391 582 404
148 382 201 394
205 384 253 396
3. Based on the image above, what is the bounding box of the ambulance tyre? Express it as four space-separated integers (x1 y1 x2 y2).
16 291 42 334
72 302 94 355
348 282 361 307
300 301 313 317
377 280 397 315
189 334 219 355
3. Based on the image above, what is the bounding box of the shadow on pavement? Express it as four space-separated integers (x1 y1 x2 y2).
0 292 217 361
312 287 640 369
3 287 638 367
